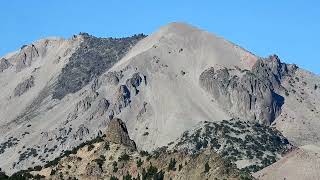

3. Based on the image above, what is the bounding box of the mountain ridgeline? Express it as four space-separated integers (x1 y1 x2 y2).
0 23 319 179
52 33 146 100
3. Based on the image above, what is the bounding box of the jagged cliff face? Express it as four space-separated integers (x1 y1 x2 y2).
199 55 297 125
0 22 319 177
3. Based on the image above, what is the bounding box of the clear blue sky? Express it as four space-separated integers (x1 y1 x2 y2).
1 0 319 74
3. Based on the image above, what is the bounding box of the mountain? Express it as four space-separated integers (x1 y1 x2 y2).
0 22 319 179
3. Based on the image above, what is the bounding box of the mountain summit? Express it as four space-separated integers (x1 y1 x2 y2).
0 23 319 179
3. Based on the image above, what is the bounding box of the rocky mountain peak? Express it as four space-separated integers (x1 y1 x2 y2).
0 23 319 179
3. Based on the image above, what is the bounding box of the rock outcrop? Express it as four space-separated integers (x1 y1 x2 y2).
73 125 90 140
0 58 11 72
251 55 297 91
91 71 123 92
66 91 99 122
104 118 136 149
113 85 131 114
126 72 143 95
199 55 295 124
15 44 39 72
94 98 110 117
13 76 35 97
111 72 145 114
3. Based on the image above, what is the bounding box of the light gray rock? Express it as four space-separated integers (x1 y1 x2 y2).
94 98 110 117
91 71 123 92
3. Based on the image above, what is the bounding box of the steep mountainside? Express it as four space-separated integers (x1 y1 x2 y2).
0 22 320 178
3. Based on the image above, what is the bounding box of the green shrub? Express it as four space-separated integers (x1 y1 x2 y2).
142 165 164 180
137 159 143 167
285 91 289 96
94 155 106 168
50 169 56 175
104 142 110 150
239 169 253 180
123 172 132 180
204 162 210 173
8 170 34 180
168 158 176 171
112 161 118 172
87 144 95 151
33 165 42 171
146 155 152 161
139 150 149 157
110 176 118 180
118 153 130 161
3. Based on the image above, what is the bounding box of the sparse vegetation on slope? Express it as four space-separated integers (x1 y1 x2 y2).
171 119 292 173
19 118 247 180
23 140 244 180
